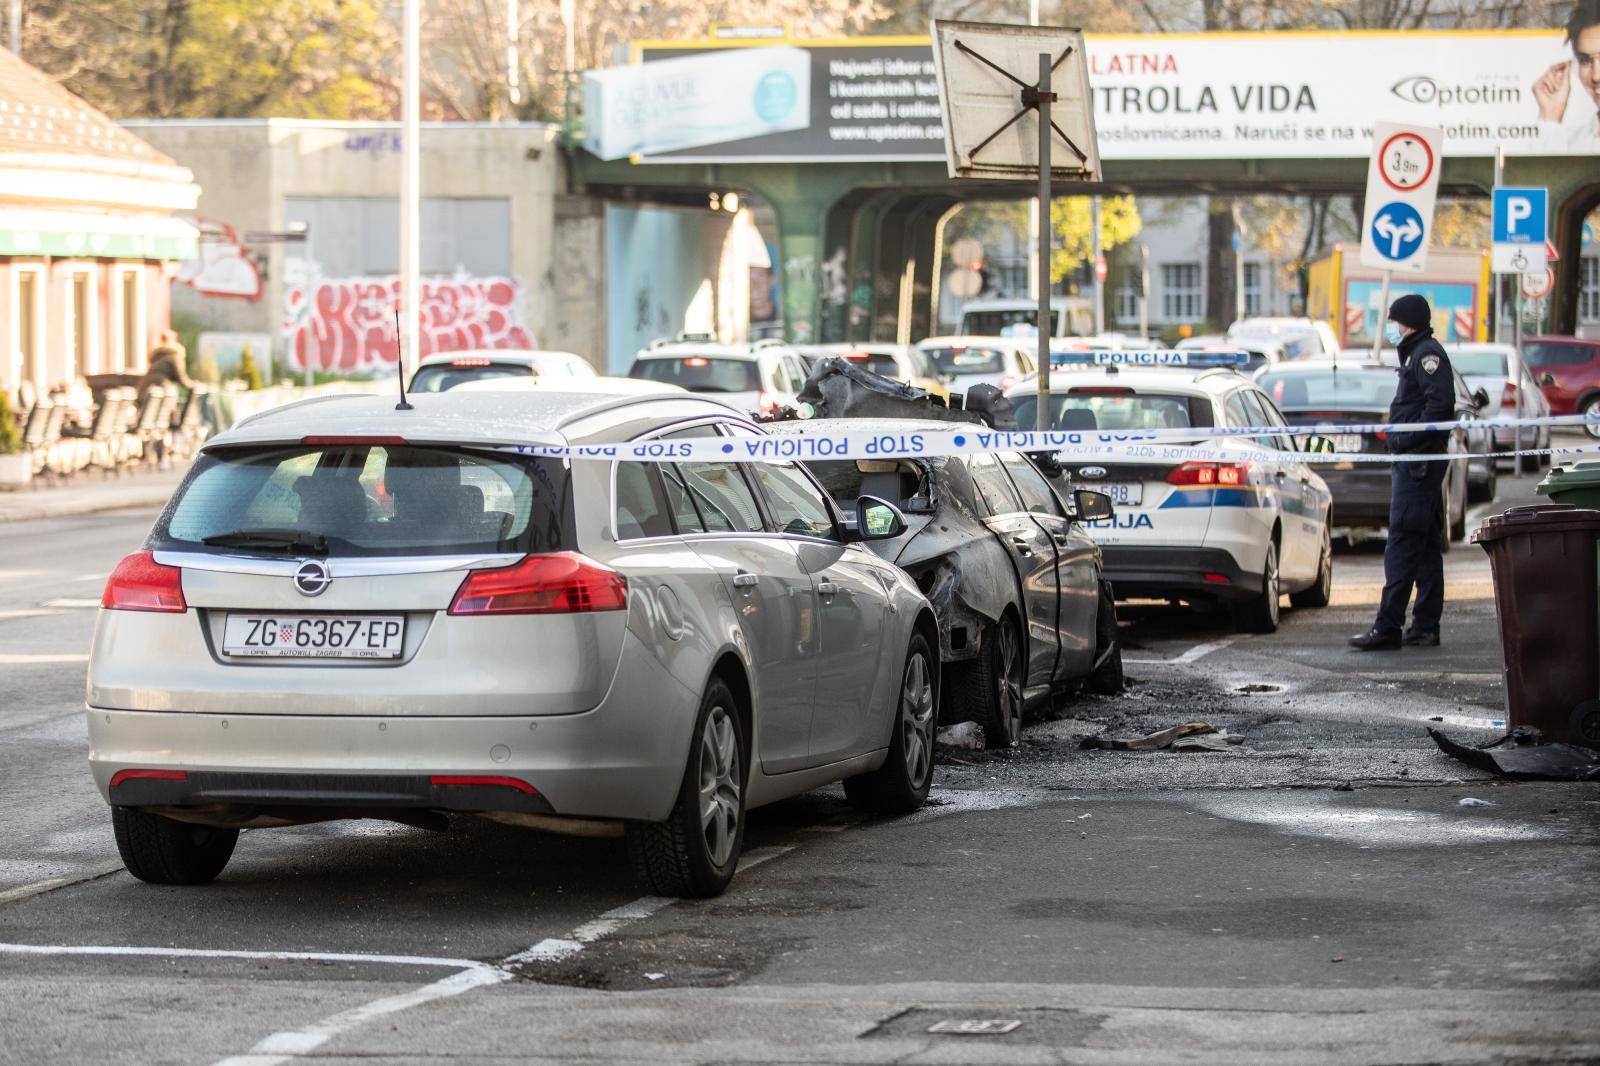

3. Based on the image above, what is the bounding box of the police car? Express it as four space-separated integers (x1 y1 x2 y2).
1006 350 1334 633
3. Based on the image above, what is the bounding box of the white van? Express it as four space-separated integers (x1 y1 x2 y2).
957 297 1094 340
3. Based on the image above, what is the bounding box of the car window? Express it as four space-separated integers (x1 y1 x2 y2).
966 452 1025 515
159 444 566 556
676 461 763 533
410 363 532 393
998 453 1062 516
1451 350 1509 377
1015 347 1035 373
746 461 837 540
1239 390 1283 450
1223 391 1257 431
1524 341 1595 368
614 462 675 540
921 345 1006 376
630 355 760 393
659 465 704 533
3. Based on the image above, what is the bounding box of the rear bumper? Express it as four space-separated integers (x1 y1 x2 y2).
1319 467 1391 528
106 769 556 815
1101 546 1258 603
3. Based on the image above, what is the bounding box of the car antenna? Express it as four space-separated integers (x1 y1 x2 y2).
393 306 413 411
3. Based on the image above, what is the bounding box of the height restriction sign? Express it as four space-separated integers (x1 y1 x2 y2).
1359 121 1442 274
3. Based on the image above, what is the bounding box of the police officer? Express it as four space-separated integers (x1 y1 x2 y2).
1349 294 1455 651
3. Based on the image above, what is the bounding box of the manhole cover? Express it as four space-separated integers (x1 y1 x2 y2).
864 1007 1108 1045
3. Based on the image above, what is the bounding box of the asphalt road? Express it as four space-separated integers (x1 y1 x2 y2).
1 463 1596 1065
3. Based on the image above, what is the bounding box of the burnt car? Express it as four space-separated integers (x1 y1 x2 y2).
767 418 1123 748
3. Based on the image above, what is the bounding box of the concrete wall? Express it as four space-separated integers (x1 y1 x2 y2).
604 204 728 373
125 121 584 369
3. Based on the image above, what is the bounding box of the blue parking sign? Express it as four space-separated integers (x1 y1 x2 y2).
1492 187 1547 245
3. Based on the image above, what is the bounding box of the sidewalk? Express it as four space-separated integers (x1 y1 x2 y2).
0 467 187 524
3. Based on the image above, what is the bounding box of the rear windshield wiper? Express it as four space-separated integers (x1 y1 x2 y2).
200 528 330 555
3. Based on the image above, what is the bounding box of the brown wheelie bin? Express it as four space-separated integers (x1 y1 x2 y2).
1471 504 1600 747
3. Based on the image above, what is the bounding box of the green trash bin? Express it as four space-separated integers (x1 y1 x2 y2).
1536 460 1600 509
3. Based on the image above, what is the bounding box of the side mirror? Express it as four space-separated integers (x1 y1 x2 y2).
853 495 907 541
1304 435 1338 455
1538 372 1556 388
1073 489 1114 522
1471 387 1492 411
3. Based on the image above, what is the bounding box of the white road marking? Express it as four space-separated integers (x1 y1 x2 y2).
211 843 796 1066
1125 638 1236 666
39 597 101 608
0 609 61 621
0 653 88 665
1430 714 1507 731
0 943 498 971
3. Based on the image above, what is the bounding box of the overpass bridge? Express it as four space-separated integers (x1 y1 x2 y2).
572 31 1600 344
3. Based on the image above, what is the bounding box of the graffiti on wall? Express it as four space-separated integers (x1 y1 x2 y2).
282 271 533 370
176 218 263 300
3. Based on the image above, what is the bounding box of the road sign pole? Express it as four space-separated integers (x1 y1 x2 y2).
1371 269 1392 359
1036 51 1051 433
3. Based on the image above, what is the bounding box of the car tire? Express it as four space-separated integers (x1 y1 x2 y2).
844 632 936 814
626 678 745 899
1290 527 1333 609
1084 582 1124 695
112 807 237 885
1448 478 1468 543
1232 541 1280 634
1470 457 1497 504
1584 397 1600 440
955 616 1023 749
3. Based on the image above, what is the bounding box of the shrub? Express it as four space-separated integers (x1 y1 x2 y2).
0 389 20 456
237 346 264 390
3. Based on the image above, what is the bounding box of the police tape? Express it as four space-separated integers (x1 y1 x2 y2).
509 425 1600 466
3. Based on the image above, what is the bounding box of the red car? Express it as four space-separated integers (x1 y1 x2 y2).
1523 336 1600 440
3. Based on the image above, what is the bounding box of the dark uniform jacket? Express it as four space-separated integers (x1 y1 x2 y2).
1386 328 1454 456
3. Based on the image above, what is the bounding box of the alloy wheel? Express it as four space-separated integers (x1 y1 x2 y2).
1585 398 1600 440
996 623 1022 747
1265 546 1281 628
900 651 936 787
698 705 741 868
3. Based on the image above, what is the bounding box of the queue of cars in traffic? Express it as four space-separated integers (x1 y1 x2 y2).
88 316 1574 895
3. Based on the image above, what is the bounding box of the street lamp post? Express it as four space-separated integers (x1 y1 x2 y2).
400 0 421 379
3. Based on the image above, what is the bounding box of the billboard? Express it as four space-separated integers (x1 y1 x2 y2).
599 30 1598 162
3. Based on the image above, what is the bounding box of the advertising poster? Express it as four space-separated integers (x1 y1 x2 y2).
601 29 1598 162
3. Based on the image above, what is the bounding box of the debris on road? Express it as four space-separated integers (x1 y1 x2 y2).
1457 797 1496 807
1428 728 1600 782
1082 720 1245 752
937 722 986 750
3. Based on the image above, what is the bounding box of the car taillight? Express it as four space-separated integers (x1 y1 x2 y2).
450 357 492 367
1167 461 1250 486
1501 381 1518 408
999 374 1017 390
109 769 188 788
758 390 777 413
448 553 627 616
101 551 187 613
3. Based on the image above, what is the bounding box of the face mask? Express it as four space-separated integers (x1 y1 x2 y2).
1384 321 1404 346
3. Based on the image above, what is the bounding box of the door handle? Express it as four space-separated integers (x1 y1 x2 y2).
817 581 840 596
732 571 758 589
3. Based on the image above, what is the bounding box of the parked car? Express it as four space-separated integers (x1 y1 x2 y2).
1524 336 1600 440
769 418 1123 749
1226 317 1340 359
957 295 1095 339
914 336 1037 396
88 389 939 897
1258 357 1483 543
629 335 810 417
1449 342 1551 472
409 349 597 393
1008 352 1333 632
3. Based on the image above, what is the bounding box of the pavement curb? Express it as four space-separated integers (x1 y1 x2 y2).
0 486 178 524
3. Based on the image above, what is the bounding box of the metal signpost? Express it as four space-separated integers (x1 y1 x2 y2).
930 20 1101 432
1358 122 1442 357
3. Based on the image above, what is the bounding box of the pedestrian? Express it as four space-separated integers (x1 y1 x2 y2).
138 329 193 393
1350 295 1456 651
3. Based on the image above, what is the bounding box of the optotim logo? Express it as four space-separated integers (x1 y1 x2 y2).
1390 75 1520 106
753 70 799 123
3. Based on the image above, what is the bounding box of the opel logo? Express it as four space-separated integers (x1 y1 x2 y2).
1079 466 1108 479
293 559 331 597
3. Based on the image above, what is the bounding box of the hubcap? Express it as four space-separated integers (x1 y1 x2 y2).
698 706 740 868
900 652 935 787
1586 401 1600 440
1266 550 1280 625
997 625 1021 746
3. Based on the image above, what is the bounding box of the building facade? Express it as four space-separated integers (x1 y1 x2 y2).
0 49 198 402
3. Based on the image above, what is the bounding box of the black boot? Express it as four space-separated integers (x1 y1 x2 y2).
1348 627 1402 651
1402 628 1440 647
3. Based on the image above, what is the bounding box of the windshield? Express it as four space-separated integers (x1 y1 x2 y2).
841 353 902 378
154 444 571 557
1450 351 1509 377
1525 341 1597 367
1009 391 1215 432
630 355 761 393
921 345 1006 376
410 362 532 393
1228 325 1319 358
961 309 1059 337
1258 369 1397 410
